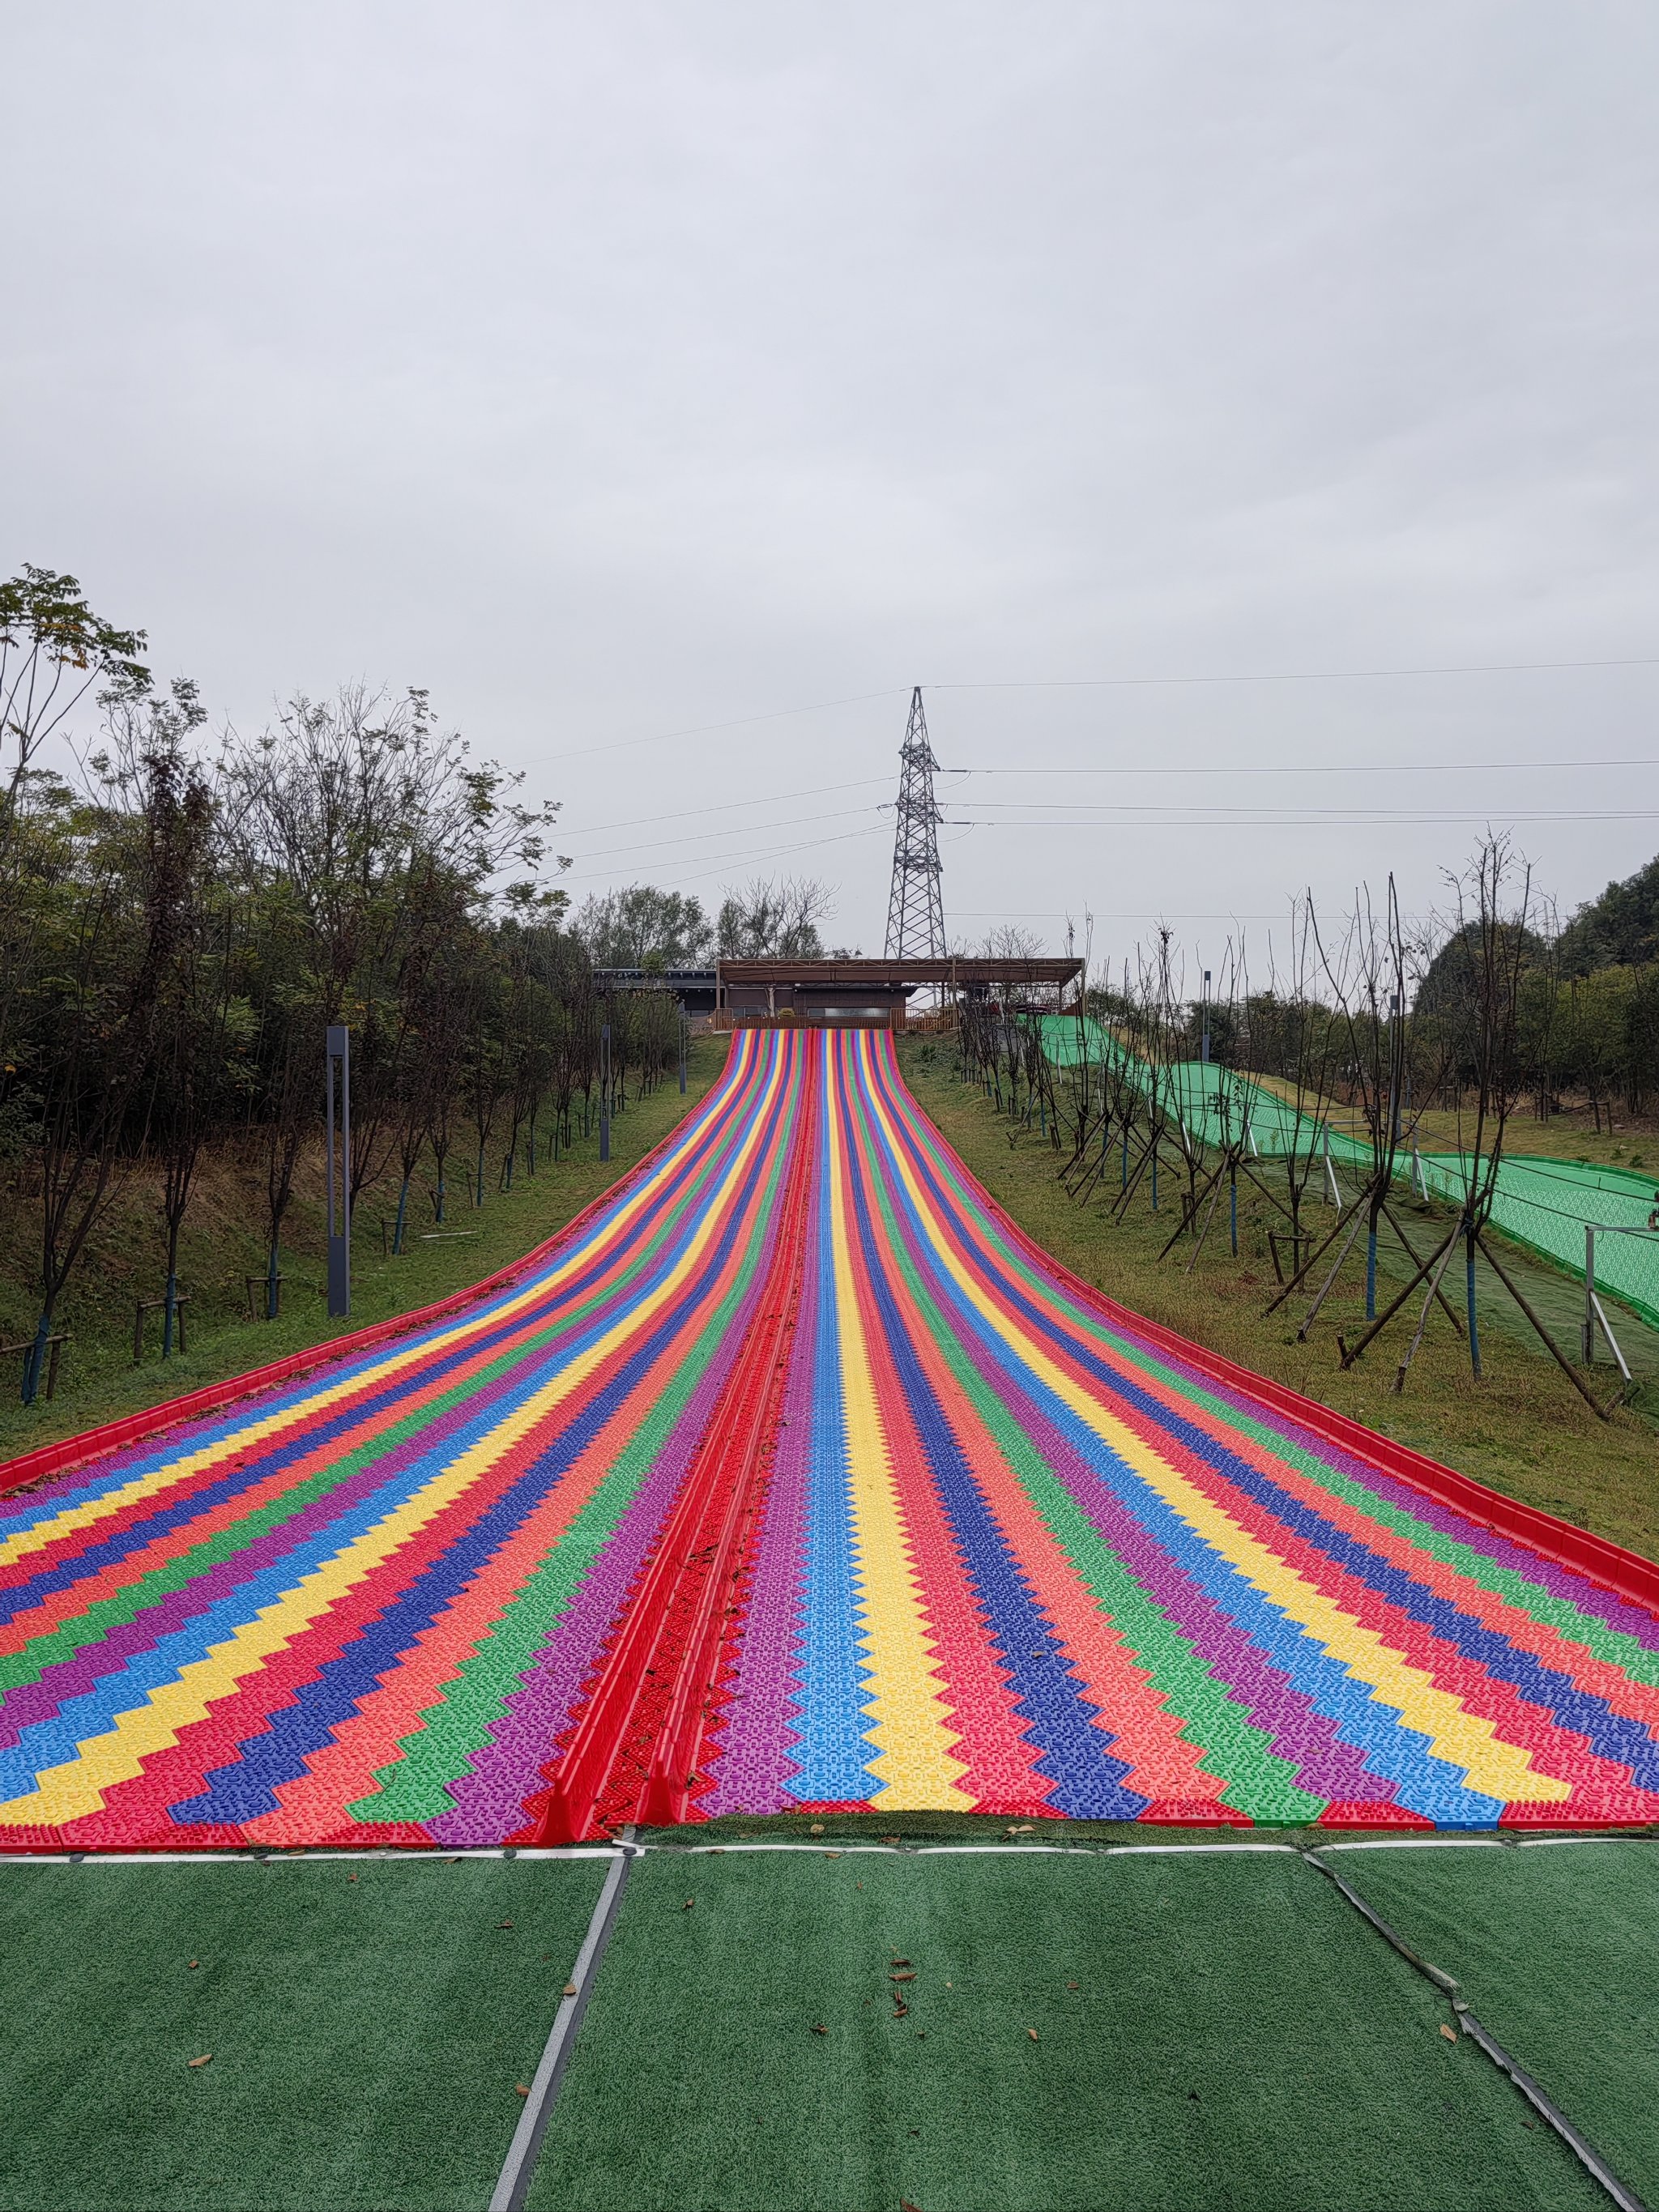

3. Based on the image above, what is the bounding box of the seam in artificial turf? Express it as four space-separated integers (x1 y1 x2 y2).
1305 1848 1647 2212
490 1836 638 2212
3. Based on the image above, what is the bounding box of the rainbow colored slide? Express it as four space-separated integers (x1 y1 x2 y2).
3 1029 1659 1848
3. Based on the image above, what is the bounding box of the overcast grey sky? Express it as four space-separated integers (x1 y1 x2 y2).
6 2 1657 984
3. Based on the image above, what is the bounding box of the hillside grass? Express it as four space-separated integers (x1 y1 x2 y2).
0 1040 720 1466
899 1038 1659 1566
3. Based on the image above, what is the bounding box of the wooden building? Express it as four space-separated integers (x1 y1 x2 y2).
714 957 1082 1031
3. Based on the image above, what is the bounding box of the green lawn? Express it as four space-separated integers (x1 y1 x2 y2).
1329 1837 1659 2207
2 1842 1650 2212
0 1043 719 1466
0 1856 608 2212
531 1845 1603 2212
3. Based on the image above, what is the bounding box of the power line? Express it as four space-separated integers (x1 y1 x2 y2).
950 808 1659 828
952 909 1286 920
560 775 889 839
561 820 889 888
934 655 1659 692
557 801 885 866
953 757 1659 779
544 688 904 765
539 654 1659 775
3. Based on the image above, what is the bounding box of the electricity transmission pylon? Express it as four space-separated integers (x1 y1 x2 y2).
884 686 946 960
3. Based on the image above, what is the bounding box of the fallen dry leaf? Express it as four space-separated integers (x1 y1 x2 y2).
890 1971 916 1983
186 1960 198 1971
682 1898 695 1912
1027 2029 1038 2043
1439 2024 1457 2044
496 1920 514 1930
893 2000 910 2018
811 2024 828 2035
187 2054 212 2069
515 2084 530 2098
882 1835 902 1846
891 1957 911 1967
562 1984 578 1997
808 1822 825 1835
825 1851 842 1859
1066 1980 1078 1990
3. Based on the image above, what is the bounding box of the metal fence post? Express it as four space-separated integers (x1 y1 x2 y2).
326 1024 351 1318
1584 1225 1595 1367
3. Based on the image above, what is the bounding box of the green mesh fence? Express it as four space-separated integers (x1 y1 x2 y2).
1039 1018 1659 1329
1416 1153 1659 1332
1039 1018 1371 1167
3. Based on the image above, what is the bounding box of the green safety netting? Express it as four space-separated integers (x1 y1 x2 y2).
1415 1153 1659 1332
1040 1018 1659 1330
1039 1017 1371 1166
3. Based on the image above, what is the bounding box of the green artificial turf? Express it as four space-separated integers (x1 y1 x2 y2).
528 1847 1603 2212
1327 1837 1659 2206
0 1856 607 2212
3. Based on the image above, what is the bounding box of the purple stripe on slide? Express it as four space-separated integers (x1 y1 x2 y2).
699 1191 821 1816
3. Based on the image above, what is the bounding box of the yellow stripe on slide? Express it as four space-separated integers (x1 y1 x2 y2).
827 1056 971 1810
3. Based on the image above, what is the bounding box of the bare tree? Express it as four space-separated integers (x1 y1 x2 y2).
716 876 834 959
93 680 243 1354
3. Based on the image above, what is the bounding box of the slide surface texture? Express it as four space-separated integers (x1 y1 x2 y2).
2 1029 1657 1847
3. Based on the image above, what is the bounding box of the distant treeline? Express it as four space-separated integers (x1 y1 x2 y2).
0 566 863 1397
1086 854 1659 1130
0 572 711 1394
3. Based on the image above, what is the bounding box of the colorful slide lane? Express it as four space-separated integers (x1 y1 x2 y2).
3 1029 1659 1848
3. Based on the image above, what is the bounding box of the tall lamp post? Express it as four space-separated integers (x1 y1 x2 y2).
326 1024 351 1319
599 1023 612 1163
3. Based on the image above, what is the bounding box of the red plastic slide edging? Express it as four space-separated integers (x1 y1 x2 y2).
890 1042 1659 1622
0 1055 733 1500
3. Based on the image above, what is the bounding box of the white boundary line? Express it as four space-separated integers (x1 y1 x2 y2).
1 1834 1651 1870
1316 1838 1508 1855
642 1839 1319 1858
1516 1834 1654 1851
0 1846 620 1868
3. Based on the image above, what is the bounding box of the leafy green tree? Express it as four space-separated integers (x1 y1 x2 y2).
572 882 712 969
1558 855 1659 974
0 569 149 1088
